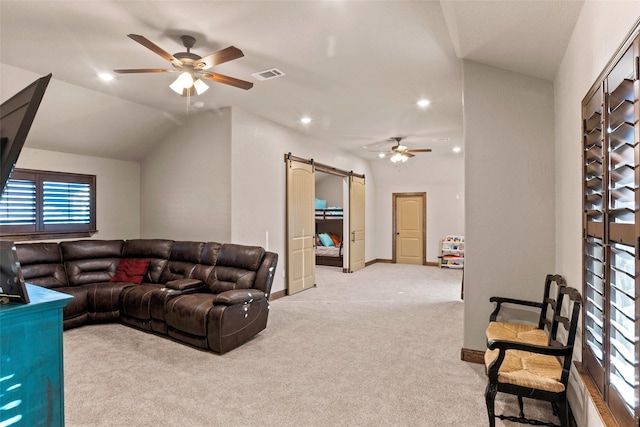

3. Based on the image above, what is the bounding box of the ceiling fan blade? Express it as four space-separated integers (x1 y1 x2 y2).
201 72 254 90
127 34 182 68
406 152 416 158
113 68 176 74
195 46 244 70
407 149 432 153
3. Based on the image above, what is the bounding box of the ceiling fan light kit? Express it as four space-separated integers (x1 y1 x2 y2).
114 33 254 97
371 136 432 163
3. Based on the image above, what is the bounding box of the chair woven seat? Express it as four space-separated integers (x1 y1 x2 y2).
486 321 549 346
484 348 564 393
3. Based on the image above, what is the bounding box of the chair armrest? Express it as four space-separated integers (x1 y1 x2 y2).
165 278 204 291
212 289 265 306
489 296 543 321
485 339 573 381
487 339 572 357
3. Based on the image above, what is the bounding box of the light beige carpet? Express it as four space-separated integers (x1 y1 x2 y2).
63 264 559 426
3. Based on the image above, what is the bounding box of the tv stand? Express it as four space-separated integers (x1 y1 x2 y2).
0 284 72 425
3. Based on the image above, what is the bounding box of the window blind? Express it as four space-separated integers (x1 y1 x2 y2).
43 181 91 224
0 179 36 225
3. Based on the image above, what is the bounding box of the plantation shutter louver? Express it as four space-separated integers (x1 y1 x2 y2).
0 179 36 231
43 181 91 225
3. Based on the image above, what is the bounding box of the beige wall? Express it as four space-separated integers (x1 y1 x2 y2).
15 148 141 240
140 108 232 242
554 5 640 427
462 60 556 351
372 153 464 263
229 107 377 294
316 173 343 208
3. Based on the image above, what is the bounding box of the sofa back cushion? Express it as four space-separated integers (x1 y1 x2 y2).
160 241 203 282
122 239 173 283
190 242 221 282
15 243 68 289
204 244 265 293
60 240 124 286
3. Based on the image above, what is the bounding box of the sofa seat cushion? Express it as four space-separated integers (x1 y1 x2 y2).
486 322 548 346
85 282 132 313
56 286 87 319
484 348 564 393
165 294 216 337
120 283 165 320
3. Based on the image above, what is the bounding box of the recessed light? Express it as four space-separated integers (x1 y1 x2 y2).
417 99 430 108
98 73 114 81
378 153 386 158
300 116 312 125
452 146 462 153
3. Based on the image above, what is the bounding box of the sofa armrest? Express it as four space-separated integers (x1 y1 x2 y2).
165 278 203 291
212 289 265 306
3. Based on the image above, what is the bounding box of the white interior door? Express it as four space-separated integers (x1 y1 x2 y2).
286 158 315 294
395 195 425 265
349 175 365 272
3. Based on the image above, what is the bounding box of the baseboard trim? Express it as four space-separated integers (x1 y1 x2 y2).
573 362 619 427
269 289 287 300
460 347 485 364
365 259 392 266
365 259 438 267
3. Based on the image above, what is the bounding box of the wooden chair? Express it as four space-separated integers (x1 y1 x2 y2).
484 285 582 427
486 274 566 347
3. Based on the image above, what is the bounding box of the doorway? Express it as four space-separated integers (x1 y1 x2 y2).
315 171 347 270
392 192 426 265
285 154 366 294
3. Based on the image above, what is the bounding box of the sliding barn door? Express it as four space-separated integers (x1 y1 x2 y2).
286 158 315 294
349 175 365 272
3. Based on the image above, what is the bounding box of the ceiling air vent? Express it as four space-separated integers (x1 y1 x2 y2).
251 68 285 81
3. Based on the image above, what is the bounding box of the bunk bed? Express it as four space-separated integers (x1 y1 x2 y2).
315 207 344 267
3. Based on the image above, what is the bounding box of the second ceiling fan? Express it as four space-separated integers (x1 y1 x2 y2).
375 137 432 162
114 34 253 96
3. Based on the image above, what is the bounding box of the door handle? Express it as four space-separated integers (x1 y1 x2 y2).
352 230 356 243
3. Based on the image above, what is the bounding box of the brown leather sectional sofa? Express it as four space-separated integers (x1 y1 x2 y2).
15 239 278 354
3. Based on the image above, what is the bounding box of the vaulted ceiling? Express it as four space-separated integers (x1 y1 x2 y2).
0 1 583 162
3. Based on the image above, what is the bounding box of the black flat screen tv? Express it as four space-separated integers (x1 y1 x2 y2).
1 73 51 193
0 73 52 304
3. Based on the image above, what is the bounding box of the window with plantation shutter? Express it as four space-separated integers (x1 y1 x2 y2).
0 169 96 240
581 29 639 427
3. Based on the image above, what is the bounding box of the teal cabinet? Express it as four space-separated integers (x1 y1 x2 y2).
0 284 72 427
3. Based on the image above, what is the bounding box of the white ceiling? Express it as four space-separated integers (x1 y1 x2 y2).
0 0 584 162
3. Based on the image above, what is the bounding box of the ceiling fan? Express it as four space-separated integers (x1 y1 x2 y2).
372 137 432 162
114 34 253 96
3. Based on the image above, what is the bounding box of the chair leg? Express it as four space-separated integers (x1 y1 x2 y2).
485 383 497 427
556 399 568 427
517 396 525 418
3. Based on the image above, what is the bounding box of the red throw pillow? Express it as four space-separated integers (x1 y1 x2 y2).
110 259 151 284
329 233 341 246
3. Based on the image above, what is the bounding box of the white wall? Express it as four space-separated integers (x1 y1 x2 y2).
554 5 640 427
316 173 343 208
372 154 464 263
140 109 232 241
15 148 141 240
230 107 376 294
462 60 556 351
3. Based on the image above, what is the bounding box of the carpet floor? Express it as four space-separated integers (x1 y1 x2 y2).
63 263 559 426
